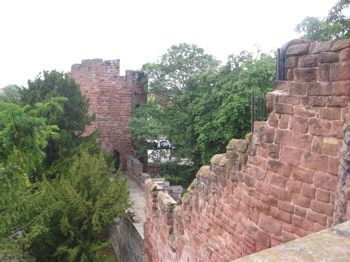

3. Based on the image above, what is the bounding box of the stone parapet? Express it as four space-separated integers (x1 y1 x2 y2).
144 38 350 261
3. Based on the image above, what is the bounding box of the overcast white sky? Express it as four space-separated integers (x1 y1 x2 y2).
0 0 339 88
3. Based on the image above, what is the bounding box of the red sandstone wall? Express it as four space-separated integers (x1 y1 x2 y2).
144 39 350 262
70 59 146 166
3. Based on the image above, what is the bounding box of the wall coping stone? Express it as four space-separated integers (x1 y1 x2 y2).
234 221 350 262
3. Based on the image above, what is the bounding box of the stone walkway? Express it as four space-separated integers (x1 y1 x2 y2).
121 174 146 239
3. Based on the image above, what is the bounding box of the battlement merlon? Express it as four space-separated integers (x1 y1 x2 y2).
71 58 120 71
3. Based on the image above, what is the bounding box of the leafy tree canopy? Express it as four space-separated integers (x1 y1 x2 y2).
295 0 350 41
0 99 63 259
0 85 21 104
2 151 130 262
19 70 98 179
128 45 275 177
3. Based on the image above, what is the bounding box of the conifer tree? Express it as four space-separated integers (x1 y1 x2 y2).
19 70 98 179
6 152 130 261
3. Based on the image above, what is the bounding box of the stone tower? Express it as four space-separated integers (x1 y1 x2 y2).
70 59 146 167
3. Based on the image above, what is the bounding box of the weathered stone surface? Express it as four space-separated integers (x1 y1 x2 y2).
330 62 350 81
312 40 333 54
317 52 339 63
298 55 318 68
234 221 350 262
294 68 318 82
307 82 331 96
71 59 146 167
226 139 249 152
330 38 350 52
286 43 311 55
285 57 298 68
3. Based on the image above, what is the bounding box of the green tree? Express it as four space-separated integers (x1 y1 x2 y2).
295 0 350 41
19 70 98 179
129 43 220 165
3 152 130 262
128 45 275 182
143 43 220 106
0 85 21 104
0 99 63 259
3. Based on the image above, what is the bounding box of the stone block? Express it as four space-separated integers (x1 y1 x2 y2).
330 38 350 52
267 144 280 159
270 185 291 202
317 52 339 63
252 166 267 181
210 154 224 165
315 188 331 203
293 68 318 82
286 43 311 55
319 108 341 120
254 121 267 132
294 206 307 217
271 207 292 223
307 82 331 96
268 113 279 128
279 114 290 129
287 180 302 194
313 171 338 191
300 218 314 231
289 82 307 95
309 118 331 136
327 96 350 107
332 81 350 96
311 136 323 154
267 172 287 188
293 132 312 151
340 47 350 62
330 62 350 81
294 105 317 117
301 183 316 199
256 227 271 247
311 200 334 216
275 130 294 146
293 194 311 208
255 199 271 215
278 201 295 214
278 95 300 105
291 166 314 184
226 139 249 152
258 214 282 235
281 145 302 166
306 209 327 226
287 68 294 81
266 92 276 110
298 55 318 68
318 63 331 82
322 138 339 156
275 103 294 115
312 40 333 54
290 116 309 133
274 81 289 91
301 152 329 171
285 57 298 68
328 156 340 175
260 127 276 143
267 160 290 177
218 156 228 167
